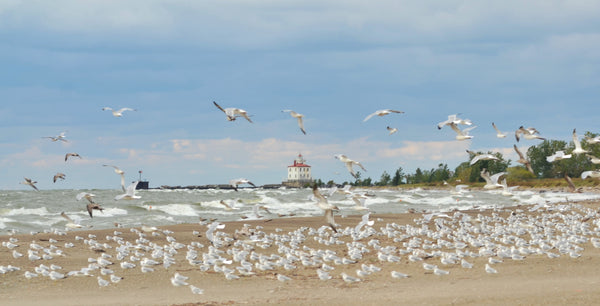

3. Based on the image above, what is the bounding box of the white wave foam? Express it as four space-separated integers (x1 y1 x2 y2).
154 204 199 216
5 207 50 216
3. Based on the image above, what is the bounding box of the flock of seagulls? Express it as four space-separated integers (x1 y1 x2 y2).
3 196 600 295
5 103 600 300
19 105 600 232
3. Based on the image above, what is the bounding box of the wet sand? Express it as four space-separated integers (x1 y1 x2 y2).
1 199 600 306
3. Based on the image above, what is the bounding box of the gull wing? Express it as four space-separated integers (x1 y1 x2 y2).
363 111 378 122
449 123 464 136
573 128 584 151
61 212 75 223
312 184 328 204
324 209 337 232
296 116 306 134
213 101 226 114
489 172 507 184
513 144 525 160
345 162 358 178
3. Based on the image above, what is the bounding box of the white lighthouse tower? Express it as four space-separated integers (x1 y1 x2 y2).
283 154 313 187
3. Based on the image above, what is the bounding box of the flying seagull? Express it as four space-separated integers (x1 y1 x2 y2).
386 126 398 135
103 165 126 192
102 107 136 117
513 145 535 175
584 135 600 144
312 184 339 232
43 131 68 143
515 126 545 142
282 110 306 134
115 181 141 200
219 200 240 211
546 150 572 163
65 153 82 162
449 123 476 140
467 150 500 165
492 122 507 138
229 178 256 191
20 177 39 191
213 101 253 123
564 174 582 193
480 169 506 189
586 154 600 165
334 154 367 179
75 192 104 217
53 173 66 183
86 202 104 218
437 114 472 130
581 170 600 180
572 128 589 155
363 109 404 122
60 212 84 229
76 192 96 204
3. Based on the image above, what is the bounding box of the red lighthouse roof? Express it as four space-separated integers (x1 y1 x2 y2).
288 154 310 167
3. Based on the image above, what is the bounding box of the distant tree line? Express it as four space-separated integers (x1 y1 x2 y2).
313 131 600 187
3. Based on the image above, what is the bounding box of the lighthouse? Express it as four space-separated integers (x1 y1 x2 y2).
283 154 313 187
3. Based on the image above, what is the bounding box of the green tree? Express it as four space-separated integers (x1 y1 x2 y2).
430 163 451 182
506 166 536 181
391 167 405 185
376 171 391 186
453 161 472 183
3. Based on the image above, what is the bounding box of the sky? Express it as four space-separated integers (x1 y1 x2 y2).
1 1 599 190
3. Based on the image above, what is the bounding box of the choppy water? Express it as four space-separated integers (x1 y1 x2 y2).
1 187 599 235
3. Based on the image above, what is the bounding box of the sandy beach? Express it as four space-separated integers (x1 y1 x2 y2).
2 198 600 306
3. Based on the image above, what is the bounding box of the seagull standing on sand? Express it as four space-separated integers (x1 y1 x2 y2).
312 184 339 232
282 110 306 134
363 109 404 122
492 122 507 138
65 153 81 162
515 126 545 142
53 173 66 183
571 129 589 155
514 145 535 175
334 154 367 179
213 101 253 123
103 165 126 192
115 181 141 200
229 178 256 191
20 177 39 191
102 107 136 117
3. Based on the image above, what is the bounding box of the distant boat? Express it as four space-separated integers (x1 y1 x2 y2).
136 170 149 190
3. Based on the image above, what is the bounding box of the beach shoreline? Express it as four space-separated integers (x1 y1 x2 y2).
1 197 600 305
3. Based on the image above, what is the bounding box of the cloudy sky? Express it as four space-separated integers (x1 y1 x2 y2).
1 1 599 190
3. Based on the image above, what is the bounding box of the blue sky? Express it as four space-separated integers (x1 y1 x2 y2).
1 1 599 190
